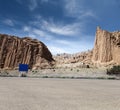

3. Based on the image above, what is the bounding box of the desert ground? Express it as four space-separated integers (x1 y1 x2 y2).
1 67 119 79
0 77 120 110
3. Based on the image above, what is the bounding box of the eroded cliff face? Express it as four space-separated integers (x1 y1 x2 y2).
0 34 54 69
54 51 93 65
53 50 93 68
92 27 120 66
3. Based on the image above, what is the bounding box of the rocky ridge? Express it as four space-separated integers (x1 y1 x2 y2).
92 27 120 66
54 27 120 67
0 27 120 70
54 50 93 68
0 34 54 69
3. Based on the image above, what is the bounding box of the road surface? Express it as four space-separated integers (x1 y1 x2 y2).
0 77 120 110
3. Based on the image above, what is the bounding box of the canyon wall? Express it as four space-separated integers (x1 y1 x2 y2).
92 27 120 66
0 34 54 69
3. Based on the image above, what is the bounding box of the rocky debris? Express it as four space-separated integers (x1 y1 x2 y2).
92 27 120 66
0 34 54 69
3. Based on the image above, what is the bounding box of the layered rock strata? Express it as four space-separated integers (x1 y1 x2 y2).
0 34 54 69
92 27 120 66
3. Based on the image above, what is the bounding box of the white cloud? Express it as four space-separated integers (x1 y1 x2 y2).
3 19 14 26
64 0 96 19
15 0 38 10
55 40 71 45
23 26 31 32
29 16 83 36
38 19 83 36
64 0 81 16
22 24 54 40
21 24 93 55
16 0 38 11
33 29 45 37
29 0 38 11
48 39 93 55
20 11 94 55
33 29 53 40
47 23 79 36
48 46 67 55
28 0 54 11
28 34 36 38
79 10 97 19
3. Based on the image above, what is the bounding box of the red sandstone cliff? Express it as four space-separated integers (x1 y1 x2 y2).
92 27 120 66
0 34 54 69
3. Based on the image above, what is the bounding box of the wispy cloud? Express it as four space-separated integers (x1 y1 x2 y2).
45 22 81 36
28 34 36 38
41 0 49 3
48 38 93 55
29 0 38 11
23 25 53 40
27 0 52 11
31 17 83 36
21 15 91 54
3 19 14 26
55 39 71 45
64 0 81 16
33 29 53 40
33 29 46 37
15 0 38 10
23 26 31 32
20 0 95 54
64 0 96 19
48 46 67 54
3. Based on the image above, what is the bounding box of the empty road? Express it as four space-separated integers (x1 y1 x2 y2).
0 77 120 110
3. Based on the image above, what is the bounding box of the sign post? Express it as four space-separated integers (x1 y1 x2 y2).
19 64 28 77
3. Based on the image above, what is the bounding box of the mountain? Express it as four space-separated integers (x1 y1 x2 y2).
0 34 54 69
1 26 120 70
54 27 120 67
92 27 120 66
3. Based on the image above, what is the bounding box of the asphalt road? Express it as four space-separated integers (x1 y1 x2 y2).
0 77 120 110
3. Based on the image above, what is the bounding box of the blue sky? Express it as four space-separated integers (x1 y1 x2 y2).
0 0 120 54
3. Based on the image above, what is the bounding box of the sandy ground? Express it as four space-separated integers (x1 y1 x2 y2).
28 68 119 79
0 77 120 110
1 68 119 79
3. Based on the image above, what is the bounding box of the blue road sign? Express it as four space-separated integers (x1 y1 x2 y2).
19 64 28 72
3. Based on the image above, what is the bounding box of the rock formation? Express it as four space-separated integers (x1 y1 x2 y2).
0 34 54 69
54 27 120 67
92 27 120 66
54 50 93 68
